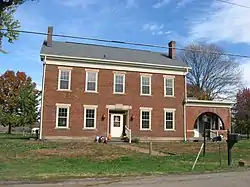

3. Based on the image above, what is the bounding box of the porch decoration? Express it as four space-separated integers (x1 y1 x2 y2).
130 115 135 121
101 114 106 121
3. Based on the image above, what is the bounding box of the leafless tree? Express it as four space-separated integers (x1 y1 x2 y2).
179 43 242 100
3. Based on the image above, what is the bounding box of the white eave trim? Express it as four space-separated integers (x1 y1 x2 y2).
186 99 234 108
41 54 191 73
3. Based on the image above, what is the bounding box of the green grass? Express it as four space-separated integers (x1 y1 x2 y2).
0 133 249 181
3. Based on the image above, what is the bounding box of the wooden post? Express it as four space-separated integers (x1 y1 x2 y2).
219 142 221 167
149 141 152 155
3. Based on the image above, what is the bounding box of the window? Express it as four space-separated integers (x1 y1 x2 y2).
114 73 125 94
140 107 152 130
164 76 174 96
58 67 72 91
83 105 98 129
164 108 176 131
85 70 98 92
140 75 151 95
56 104 70 128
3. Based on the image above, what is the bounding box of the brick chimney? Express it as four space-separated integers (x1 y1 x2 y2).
47 26 53 47
168 41 176 59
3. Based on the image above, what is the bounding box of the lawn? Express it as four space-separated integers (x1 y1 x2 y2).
0 133 249 181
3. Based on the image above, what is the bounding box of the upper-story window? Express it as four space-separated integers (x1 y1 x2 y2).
58 67 72 91
140 74 152 96
113 72 125 94
164 75 174 97
85 69 99 92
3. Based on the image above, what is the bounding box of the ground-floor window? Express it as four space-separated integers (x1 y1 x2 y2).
164 108 176 131
140 107 152 130
83 105 98 129
56 104 71 128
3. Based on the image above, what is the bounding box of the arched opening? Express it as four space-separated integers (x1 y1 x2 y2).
193 112 225 139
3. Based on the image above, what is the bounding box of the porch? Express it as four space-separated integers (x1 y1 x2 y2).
186 99 233 141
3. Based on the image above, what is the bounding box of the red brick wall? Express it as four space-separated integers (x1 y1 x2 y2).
186 106 231 138
42 64 186 139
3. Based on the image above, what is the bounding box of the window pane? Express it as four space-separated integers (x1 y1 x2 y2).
58 118 67 127
142 120 149 129
60 80 69 89
166 88 173 96
86 109 95 118
87 82 96 91
166 79 173 87
115 84 123 93
142 111 150 120
86 119 94 127
142 86 150 94
87 72 96 82
115 75 124 84
166 120 173 129
142 76 150 86
60 71 69 80
59 108 68 117
166 112 173 121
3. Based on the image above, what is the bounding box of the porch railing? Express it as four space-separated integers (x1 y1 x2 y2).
125 126 132 144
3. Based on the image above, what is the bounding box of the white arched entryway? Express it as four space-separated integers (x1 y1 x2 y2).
193 112 225 139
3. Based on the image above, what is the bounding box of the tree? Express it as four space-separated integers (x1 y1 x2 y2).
0 70 39 133
233 88 250 137
180 43 242 100
18 80 40 129
0 0 36 53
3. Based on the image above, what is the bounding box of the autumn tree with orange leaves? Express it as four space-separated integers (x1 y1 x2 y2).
0 70 40 133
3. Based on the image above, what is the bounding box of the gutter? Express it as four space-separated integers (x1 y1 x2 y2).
183 68 188 142
39 56 46 140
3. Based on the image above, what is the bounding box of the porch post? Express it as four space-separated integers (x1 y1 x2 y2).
107 108 110 137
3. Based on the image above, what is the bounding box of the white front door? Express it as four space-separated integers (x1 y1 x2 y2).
110 114 124 138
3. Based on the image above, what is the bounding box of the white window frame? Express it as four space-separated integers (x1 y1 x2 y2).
163 75 175 97
140 74 152 96
164 108 176 131
55 103 71 129
57 67 72 91
83 105 98 129
85 69 99 93
140 107 152 130
113 72 126 94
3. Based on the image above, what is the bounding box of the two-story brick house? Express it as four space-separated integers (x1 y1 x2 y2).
39 26 233 141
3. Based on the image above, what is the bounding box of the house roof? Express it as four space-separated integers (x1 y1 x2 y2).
40 41 189 68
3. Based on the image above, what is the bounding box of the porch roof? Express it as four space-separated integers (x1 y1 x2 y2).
186 99 234 108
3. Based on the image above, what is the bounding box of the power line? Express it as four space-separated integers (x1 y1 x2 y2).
216 0 250 9
1 28 250 59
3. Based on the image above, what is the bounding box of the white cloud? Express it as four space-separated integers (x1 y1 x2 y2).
189 0 250 44
153 0 171 8
142 23 172 36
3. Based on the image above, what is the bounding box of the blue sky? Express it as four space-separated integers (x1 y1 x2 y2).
1 0 250 89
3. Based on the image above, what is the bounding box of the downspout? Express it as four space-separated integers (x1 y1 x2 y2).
39 56 46 140
183 68 188 142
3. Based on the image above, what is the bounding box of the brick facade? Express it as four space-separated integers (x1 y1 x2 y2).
41 64 186 140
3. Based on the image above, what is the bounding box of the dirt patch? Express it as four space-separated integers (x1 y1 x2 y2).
117 144 168 156
23 142 138 161
135 142 230 155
